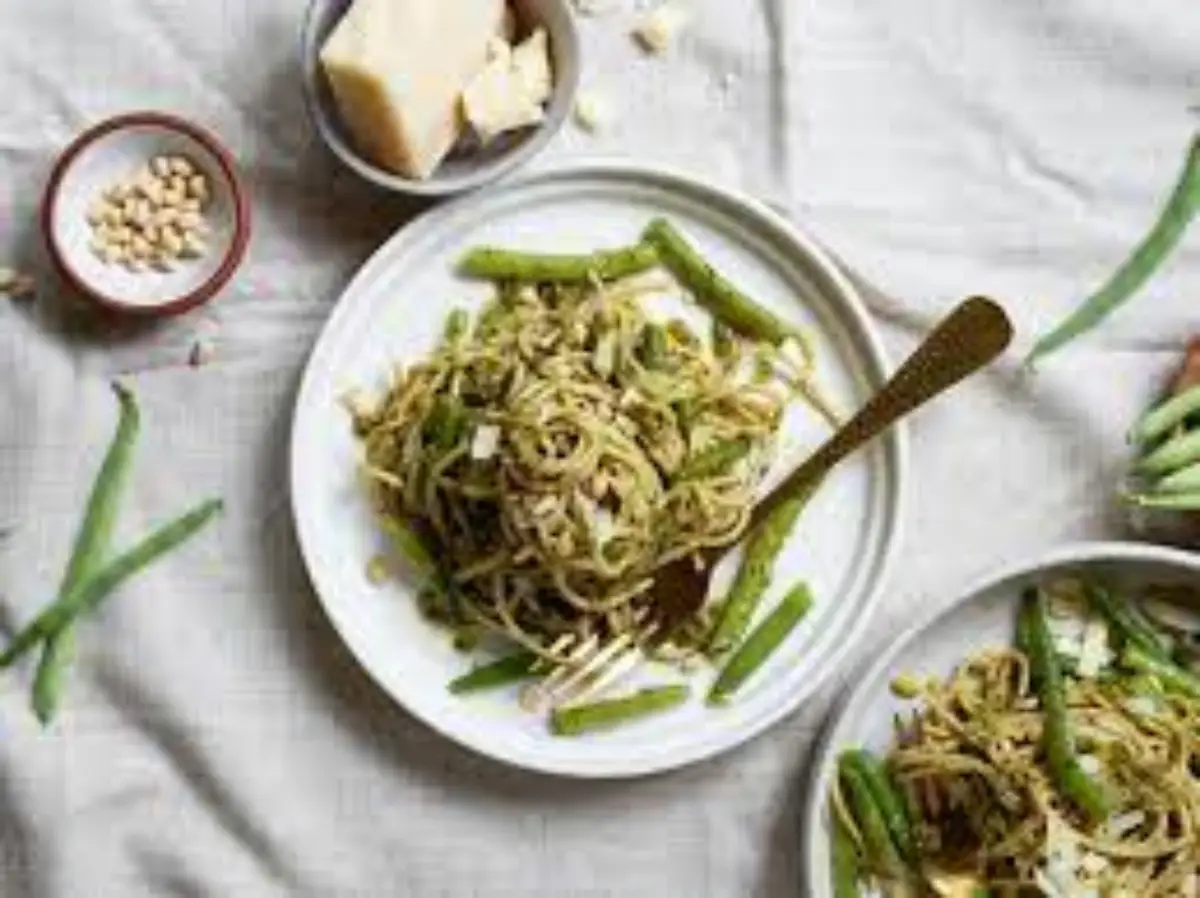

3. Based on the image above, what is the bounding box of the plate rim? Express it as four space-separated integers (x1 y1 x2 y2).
290 160 910 778
800 539 1200 894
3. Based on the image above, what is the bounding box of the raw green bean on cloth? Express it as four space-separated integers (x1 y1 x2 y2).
32 383 140 725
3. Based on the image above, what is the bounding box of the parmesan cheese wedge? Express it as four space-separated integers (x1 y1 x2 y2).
320 0 506 179
462 28 554 144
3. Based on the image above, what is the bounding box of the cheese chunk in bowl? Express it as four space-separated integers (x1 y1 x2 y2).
304 0 579 196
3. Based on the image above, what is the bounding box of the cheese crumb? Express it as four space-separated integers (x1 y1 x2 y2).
573 90 613 133
632 2 690 55
470 424 502 460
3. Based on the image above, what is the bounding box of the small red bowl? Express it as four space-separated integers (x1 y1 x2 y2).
41 111 251 318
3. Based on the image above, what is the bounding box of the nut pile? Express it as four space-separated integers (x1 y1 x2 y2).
86 155 212 272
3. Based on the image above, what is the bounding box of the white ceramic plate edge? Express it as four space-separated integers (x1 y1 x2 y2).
801 540 1200 895
290 160 909 777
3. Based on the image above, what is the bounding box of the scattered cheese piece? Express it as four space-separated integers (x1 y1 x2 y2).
1107 810 1145 837
462 29 552 144
1077 618 1111 678
1123 695 1158 717
632 2 690 55
573 90 613 133
320 0 506 178
1077 753 1101 776
470 424 502 460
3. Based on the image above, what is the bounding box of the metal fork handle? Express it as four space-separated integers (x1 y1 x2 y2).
750 296 1013 528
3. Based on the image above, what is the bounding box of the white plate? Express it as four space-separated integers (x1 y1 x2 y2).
290 163 906 777
802 541 1200 895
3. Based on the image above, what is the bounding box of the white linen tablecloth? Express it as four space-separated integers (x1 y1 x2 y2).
1 1 1197 895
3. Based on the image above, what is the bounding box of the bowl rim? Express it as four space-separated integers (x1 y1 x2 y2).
40 110 252 318
800 539 1200 896
300 0 581 198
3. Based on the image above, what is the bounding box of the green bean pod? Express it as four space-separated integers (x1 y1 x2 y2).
448 651 538 695
642 218 806 352
1136 428 1200 475
711 320 737 361
1129 383 1200 445
33 383 140 725
423 397 469 450
458 244 659 283
1027 133 1200 366
708 582 812 704
1152 460 1200 494
549 685 689 736
837 754 909 880
1084 584 1173 661
0 500 223 670
637 323 669 369
443 308 470 346
830 811 864 898
674 438 753 483
1121 644 1200 699
709 485 817 653
840 749 917 865
1123 490 1200 511
381 518 437 578
1021 591 1112 823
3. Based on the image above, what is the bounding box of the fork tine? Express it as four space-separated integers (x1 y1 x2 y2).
567 644 642 707
549 632 635 704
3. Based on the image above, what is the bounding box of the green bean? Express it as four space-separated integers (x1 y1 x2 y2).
1136 428 1200 475
1121 644 1200 699
840 749 917 865
830 811 864 898
443 308 470 346
711 320 736 361
423 396 468 449
1129 383 1200 445
1027 133 1200 366
0 500 223 670
448 651 538 694
33 383 139 725
380 518 437 578
1123 490 1200 511
1151 460 1200 494
637 323 669 369
708 581 813 704
1021 590 1112 823
642 218 803 349
458 243 659 283
549 684 689 736
709 484 818 653
1084 584 1173 661
837 754 908 880
970 889 995 898
451 626 482 653
674 437 753 483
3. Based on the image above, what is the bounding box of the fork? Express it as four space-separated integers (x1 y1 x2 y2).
520 613 660 712
648 295 1014 637
527 296 1013 709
